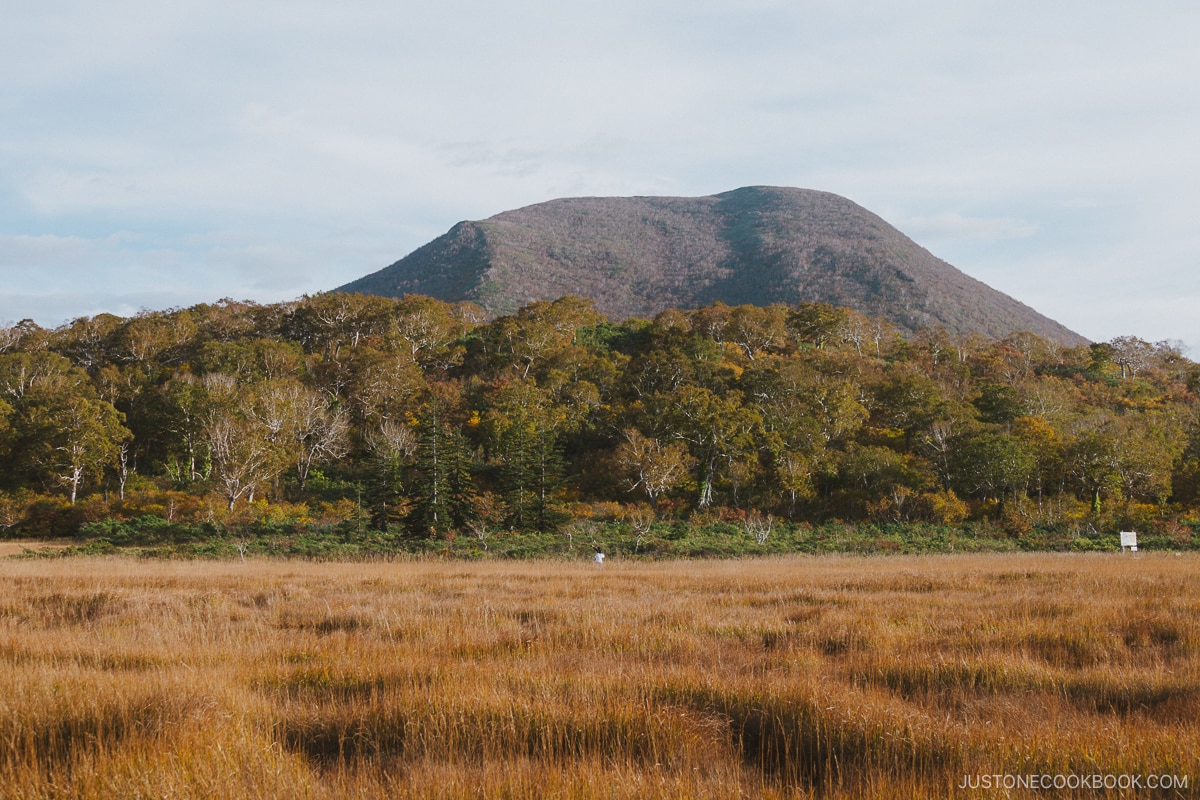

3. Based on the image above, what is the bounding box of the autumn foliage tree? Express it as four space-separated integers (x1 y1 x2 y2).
0 293 1196 541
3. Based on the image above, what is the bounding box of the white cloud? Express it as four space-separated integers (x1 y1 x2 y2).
897 213 1039 248
0 233 126 267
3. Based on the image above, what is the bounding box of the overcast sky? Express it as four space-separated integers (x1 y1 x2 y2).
3 1 1199 351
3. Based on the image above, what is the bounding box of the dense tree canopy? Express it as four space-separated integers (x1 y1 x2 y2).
1 294 1197 541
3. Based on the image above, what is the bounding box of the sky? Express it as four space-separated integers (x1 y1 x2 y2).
3 1 1199 351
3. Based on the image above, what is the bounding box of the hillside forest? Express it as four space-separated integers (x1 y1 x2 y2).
2 293 1199 552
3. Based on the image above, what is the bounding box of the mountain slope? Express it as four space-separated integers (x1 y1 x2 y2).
340 186 1086 344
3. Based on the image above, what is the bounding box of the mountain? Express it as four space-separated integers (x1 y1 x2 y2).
339 186 1086 344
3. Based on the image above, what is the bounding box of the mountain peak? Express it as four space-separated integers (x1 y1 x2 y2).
339 187 1085 345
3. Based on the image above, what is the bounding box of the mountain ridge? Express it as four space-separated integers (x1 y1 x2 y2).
340 186 1086 345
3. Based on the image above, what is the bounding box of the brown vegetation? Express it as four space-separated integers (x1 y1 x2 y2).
1 554 1196 798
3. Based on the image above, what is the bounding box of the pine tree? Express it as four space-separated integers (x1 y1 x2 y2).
409 388 476 538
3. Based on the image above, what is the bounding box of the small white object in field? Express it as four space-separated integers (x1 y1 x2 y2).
1120 531 1138 552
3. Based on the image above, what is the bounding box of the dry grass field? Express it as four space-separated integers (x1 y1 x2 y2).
0 553 1197 799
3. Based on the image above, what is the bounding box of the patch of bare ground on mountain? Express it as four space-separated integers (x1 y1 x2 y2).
1 553 1195 798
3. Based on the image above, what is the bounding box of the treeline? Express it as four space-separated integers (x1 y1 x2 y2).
1 293 1198 543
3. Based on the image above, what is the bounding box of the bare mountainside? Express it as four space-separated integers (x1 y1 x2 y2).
340 186 1086 344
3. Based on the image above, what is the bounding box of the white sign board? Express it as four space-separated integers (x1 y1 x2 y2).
1120 531 1138 552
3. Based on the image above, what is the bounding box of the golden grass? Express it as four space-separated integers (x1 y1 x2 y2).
0 553 1197 798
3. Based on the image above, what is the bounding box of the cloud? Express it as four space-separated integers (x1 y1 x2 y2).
897 213 1039 248
0 233 127 267
0 230 385 326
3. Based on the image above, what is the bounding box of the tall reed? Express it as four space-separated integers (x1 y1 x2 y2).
1 553 1196 798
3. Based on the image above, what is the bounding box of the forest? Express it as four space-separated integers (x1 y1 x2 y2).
1 292 1198 554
